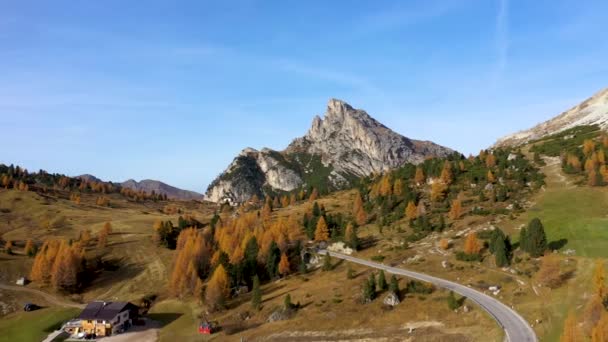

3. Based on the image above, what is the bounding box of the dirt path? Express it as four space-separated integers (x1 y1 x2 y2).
0 283 84 309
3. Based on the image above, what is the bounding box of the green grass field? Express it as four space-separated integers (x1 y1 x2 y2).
524 186 608 257
514 159 608 258
0 307 80 342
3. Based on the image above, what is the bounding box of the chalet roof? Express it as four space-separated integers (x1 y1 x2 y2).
78 302 137 321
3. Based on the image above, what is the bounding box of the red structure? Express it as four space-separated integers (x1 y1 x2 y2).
198 321 213 335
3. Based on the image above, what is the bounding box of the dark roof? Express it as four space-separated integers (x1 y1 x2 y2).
78 302 138 320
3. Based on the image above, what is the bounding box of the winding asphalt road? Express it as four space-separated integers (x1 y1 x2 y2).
320 250 537 342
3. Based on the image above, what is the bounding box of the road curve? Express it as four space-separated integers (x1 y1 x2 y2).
320 250 537 342
0 283 85 309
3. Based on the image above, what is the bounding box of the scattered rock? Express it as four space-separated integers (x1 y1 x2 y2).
327 242 352 255
441 260 451 269
383 292 400 307
267 308 295 322
463 305 470 313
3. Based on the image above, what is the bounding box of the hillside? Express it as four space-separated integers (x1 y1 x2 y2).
205 98 454 204
120 179 202 200
495 88 608 147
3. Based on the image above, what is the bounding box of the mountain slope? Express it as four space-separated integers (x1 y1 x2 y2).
495 87 608 147
120 179 202 200
205 99 455 204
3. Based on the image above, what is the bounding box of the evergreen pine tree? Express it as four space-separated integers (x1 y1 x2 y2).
494 237 509 267
378 270 387 291
438 215 446 231
519 227 529 253
284 293 292 310
369 273 376 295
489 229 506 254
526 218 547 257
251 275 261 311
389 275 399 294
265 241 281 278
322 253 333 271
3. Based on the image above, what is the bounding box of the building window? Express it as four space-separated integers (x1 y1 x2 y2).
97 320 104 324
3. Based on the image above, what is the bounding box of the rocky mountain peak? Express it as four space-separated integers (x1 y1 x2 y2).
205 98 455 204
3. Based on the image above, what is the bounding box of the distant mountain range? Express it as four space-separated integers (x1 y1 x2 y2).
205 98 455 204
495 88 608 147
78 175 202 200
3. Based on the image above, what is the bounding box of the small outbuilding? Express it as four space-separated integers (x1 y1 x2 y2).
15 277 27 286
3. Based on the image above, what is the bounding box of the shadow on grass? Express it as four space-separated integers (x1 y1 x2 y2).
223 322 263 336
548 238 568 251
146 313 183 327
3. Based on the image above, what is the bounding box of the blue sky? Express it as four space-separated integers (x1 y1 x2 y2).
1 0 607 192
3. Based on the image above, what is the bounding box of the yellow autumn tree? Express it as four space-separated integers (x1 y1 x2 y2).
24 239 36 256
431 182 448 202
584 139 596 156
415 167 425 185
103 222 112 234
463 233 481 255
393 179 403 196
486 153 497 168
314 216 330 241
379 174 392 197
289 193 297 206
487 170 496 183
97 229 108 249
205 264 230 311
594 259 606 298
278 253 290 276
448 199 462 220
281 195 289 208
309 188 319 202
440 161 453 185
405 201 418 221
561 311 582 342
592 312 608 342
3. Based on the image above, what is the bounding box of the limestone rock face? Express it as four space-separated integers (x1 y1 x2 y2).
205 99 455 204
288 99 453 176
495 88 608 147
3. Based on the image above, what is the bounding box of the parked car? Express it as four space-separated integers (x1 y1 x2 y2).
23 303 40 312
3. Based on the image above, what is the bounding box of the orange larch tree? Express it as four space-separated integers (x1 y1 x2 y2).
205 264 230 311
448 199 462 220
278 253 290 276
440 161 453 185
309 188 319 202
414 167 425 185
463 232 481 255
314 216 330 241
405 201 418 221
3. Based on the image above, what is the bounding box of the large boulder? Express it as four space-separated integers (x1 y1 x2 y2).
383 291 400 307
